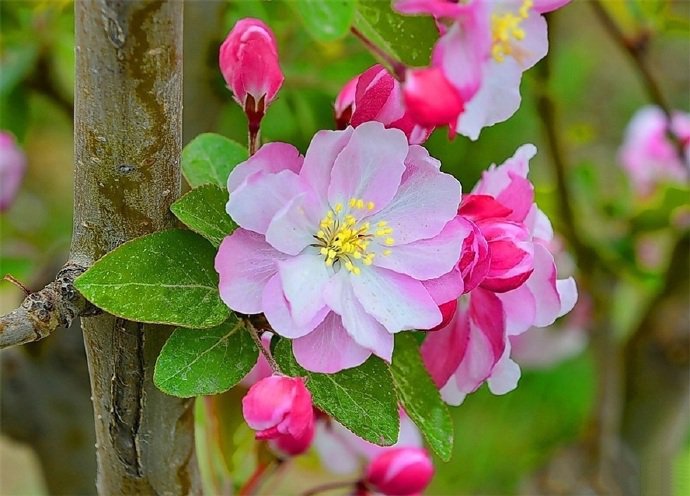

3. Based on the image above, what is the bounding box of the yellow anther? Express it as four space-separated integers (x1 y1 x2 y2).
317 230 325 238
491 0 532 62
325 258 334 266
367 201 375 210
328 249 337 259
385 237 395 246
377 220 387 227
383 249 392 256
352 266 361 275
344 261 354 272
356 199 364 209
320 247 328 256
334 203 343 213
353 251 362 259
349 198 357 207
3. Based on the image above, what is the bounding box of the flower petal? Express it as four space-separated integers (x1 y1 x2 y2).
421 304 469 388
227 169 308 235
368 147 461 244
227 142 303 192
278 254 330 327
293 313 372 373
215 229 287 314
324 272 394 362
265 190 324 255
262 275 328 339
300 128 354 196
351 266 441 333
373 217 467 280
327 122 407 212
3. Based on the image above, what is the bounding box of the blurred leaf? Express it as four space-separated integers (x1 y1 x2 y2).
75 229 229 328
273 339 400 446
0 44 38 98
154 316 258 397
207 387 249 474
182 133 248 188
390 334 454 461
353 0 436 67
0 86 30 140
171 185 236 248
288 0 356 42
630 184 690 231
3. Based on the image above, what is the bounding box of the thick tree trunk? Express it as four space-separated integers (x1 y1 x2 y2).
72 1 199 493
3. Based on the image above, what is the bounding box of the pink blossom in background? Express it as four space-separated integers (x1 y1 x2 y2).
335 65 434 144
242 375 314 456
219 18 284 128
365 447 434 496
422 144 578 405
618 106 690 195
313 411 422 475
216 122 465 373
0 132 26 212
396 0 572 140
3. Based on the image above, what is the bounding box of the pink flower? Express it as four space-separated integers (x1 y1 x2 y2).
242 375 315 456
219 18 284 129
0 132 26 212
422 145 578 405
313 410 422 475
365 447 434 496
396 0 571 140
618 106 690 195
215 122 464 373
337 65 434 145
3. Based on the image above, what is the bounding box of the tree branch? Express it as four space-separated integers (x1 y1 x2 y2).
0 262 89 349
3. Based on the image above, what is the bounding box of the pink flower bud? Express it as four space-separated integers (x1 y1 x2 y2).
242 375 314 456
365 447 434 496
334 76 359 130
219 18 284 129
0 132 26 212
403 67 464 127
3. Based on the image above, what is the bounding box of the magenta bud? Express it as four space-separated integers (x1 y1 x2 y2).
219 18 284 129
365 447 434 495
242 375 314 456
334 76 359 130
403 67 464 127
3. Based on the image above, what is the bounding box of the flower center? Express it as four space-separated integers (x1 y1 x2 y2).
491 0 532 62
314 197 394 275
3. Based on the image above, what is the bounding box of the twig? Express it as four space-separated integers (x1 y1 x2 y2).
589 0 671 118
0 262 89 349
244 318 282 374
351 27 407 81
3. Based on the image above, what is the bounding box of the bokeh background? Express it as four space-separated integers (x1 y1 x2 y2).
1 0 688 494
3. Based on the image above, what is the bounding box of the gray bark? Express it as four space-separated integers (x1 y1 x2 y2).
72 1 199 493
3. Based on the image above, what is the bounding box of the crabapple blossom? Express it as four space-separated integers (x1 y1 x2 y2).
313 410 422 475
618 106 690 194
216 122 465 373
335 65 433 144
219 18 284 130
365 447 434 496
0 132 26 212
402 66 464 128
422 144 577 405
242 375 315 456
396 0 572 140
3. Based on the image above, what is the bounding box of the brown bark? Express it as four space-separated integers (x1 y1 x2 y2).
72 1 199 493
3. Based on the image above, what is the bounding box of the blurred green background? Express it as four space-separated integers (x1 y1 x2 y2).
1 1 688 495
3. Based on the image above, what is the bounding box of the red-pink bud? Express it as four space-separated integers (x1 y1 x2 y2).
365 447 434 496
403 67 464 127
334 76 359 130
219 18 284 128
242 375 314 456
0 131 26 212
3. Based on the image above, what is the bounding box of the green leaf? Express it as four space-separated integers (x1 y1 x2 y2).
154 316 258 397
354 0 437 67
390 334 454 461
182 133 248 188
75 229 229 328
288 0 356 42
171 184 236 247
273 339 399 446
